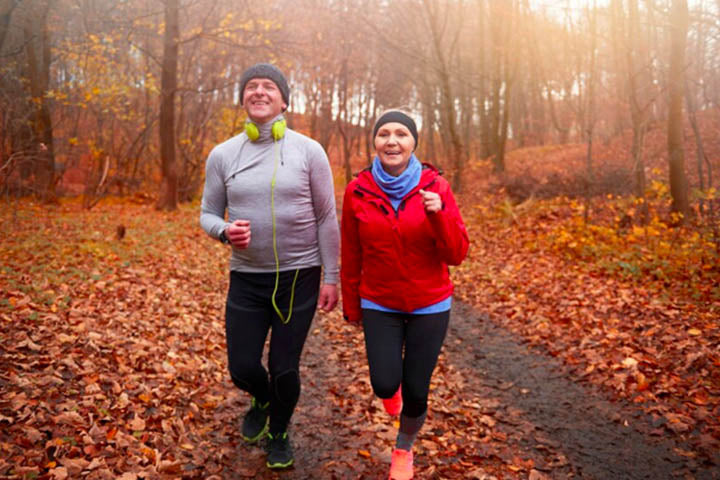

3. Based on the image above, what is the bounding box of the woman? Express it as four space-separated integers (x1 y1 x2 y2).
341 110 469 479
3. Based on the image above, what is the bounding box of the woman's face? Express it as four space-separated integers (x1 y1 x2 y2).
374 122 415 176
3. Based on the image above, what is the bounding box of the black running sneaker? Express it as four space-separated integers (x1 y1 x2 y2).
241 397 269 443
266 432 294 469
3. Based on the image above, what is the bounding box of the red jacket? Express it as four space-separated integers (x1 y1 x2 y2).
341 163 469 323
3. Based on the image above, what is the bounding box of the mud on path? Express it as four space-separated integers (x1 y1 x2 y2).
221 302 719 479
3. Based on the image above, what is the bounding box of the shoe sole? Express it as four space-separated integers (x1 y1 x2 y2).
266 459 294 469
242 423 268 444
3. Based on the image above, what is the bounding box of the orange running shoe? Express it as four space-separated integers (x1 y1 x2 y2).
382 386 402 416
388 448 413 480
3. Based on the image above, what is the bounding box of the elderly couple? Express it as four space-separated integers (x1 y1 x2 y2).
200 63 469 479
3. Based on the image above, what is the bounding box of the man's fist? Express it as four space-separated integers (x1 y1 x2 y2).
226 219 251 249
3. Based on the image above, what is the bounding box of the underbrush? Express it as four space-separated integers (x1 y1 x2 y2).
498 165 635 202
463 151 720 308
547 206 720 304
490 184 720 306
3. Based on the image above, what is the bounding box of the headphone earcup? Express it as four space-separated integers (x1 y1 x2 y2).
272 119 287 141
245 122 260 142
245 119 286 142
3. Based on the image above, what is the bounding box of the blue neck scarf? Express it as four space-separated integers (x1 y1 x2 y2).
371 154 422 211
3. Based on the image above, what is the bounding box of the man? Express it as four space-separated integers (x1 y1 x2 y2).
200 63 339 469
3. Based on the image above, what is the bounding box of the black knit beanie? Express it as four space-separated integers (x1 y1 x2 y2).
372 111 419 149
239 63 290 108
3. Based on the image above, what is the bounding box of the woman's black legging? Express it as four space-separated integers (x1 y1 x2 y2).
361 308 450 418
225 267 320 434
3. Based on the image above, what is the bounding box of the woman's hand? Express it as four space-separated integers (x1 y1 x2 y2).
419 189 442 213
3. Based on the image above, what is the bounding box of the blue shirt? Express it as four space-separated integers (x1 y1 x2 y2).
361 296 451 314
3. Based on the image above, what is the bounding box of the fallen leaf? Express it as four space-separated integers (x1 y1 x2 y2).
127 415 145 431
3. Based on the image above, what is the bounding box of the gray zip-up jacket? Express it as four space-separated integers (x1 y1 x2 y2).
200 115 339 284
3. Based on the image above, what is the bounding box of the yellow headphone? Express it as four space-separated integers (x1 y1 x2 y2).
244 119 286 142
242 117 298 323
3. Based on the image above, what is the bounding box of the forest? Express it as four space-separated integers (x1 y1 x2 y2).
1 0 719 478
0 0 716 209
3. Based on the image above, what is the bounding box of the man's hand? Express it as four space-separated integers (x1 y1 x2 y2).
419 189 442 213
317 284 338 312
226 219 251 249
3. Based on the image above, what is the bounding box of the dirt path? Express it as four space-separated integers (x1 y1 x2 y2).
215 302 719 479
445 301 719 480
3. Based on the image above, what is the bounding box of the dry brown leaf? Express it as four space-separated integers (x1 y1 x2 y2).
127 415 146 431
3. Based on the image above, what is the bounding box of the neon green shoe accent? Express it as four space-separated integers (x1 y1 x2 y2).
242 397 269 443
266 432 294 469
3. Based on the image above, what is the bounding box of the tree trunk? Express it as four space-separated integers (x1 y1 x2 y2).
488 1 504 172
438 67 465 190
609 0 626 138
495 77 512 175
490 0 516 174
583 2 598 225
685 80 711 217
631 125 647 216
667 0 689 221
362 88 375 165
0 0 22 51
420 79 437 164
318 77 335 152
623 0 649 222
157 0 179 211
338 58 353 185
23 0 55 201
477 0 491 159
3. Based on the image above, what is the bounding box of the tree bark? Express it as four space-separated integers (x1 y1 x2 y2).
490 0 517 174
667 0 689 221
685 80 711 217
23 0 55 201
338 58 353 185
476 0 491 159
583 2 598 225
0 0 22 51
157 0 179 211
420 78 437 164
623 0 649 222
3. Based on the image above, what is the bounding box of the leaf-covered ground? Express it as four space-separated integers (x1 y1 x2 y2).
1 143 719 480
3 200 551 479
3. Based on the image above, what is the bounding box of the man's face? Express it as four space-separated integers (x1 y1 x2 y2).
242 78 286 124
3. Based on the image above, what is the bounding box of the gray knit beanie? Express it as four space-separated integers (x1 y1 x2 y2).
239 63 290 108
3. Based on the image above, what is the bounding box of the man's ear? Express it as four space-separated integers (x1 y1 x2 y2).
282 102 288 112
